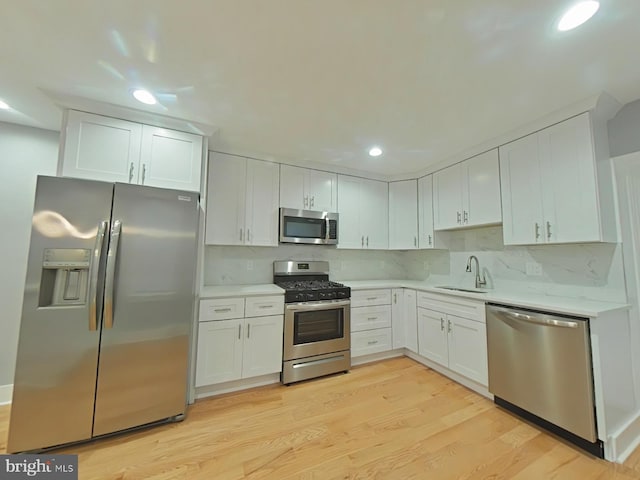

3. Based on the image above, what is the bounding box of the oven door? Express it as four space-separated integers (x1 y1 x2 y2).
283 299 350 361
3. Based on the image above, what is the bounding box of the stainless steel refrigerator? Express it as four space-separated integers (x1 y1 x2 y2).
7 175 199 453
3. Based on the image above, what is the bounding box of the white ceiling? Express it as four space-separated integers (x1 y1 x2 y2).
1 0 640 176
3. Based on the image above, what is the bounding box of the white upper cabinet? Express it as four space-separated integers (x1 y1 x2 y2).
500 112 615 245
279 165 337 211
433 149 501 230
418 175 435 249
139 125 203 192
60 110 203 192
337 175 388 249
389 180 418 249
206 152 279 246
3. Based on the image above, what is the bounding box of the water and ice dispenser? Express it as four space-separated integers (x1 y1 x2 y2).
39 248 91 307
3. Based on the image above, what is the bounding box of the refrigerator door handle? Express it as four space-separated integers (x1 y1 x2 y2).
89 221 108 331
104 220 122 329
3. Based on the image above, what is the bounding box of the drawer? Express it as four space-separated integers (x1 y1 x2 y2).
351 289 392 308
351 328 393 357
417 291 485 322
351 305 392 332
199 297 245 321
245 295 284 317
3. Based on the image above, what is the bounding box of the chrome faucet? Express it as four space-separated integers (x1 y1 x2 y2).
466 255 487 289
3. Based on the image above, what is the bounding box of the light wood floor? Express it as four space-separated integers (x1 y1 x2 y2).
2 357 640 479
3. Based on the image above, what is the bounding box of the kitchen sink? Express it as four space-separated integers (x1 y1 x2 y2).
435 286 489 294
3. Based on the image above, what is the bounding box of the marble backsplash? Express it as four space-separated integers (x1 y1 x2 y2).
204 226 628 303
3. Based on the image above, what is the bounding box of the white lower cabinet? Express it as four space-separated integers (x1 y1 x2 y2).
350 289 393 357
391 288 418 353
416 292 488 386
196 296 284 387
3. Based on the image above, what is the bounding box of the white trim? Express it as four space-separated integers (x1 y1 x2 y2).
606 411 640 463
351 349 404 366
0 384 13 405
195 373 280 400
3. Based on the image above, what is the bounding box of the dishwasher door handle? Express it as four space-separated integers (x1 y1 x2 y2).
492 307 579 329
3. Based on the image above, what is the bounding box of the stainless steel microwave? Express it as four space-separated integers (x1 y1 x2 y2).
279 208 338 245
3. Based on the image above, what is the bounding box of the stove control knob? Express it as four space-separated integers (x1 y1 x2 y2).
306 293 315 301
326 291 337 299
319 292 327 299
337 291 346 298
295 293 305 302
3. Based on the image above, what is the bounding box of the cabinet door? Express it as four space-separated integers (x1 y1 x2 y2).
61 110 142 183
362 178 389 249
447 315 488 386
433 164 463 230
391 289 405 349
418 175 435 249
404 290 418 354
541 113 601 243
389 180 418 249
245 159 280 246
307 169 338 211
139 126 203 192
195 319 243 386
465 149 502 227
205 153 246 245
279 164 306 209
337 175 363 249
242 315 284 378
417 308 448 366
499 135 545 245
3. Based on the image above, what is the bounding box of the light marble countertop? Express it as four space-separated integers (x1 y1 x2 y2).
340 280 629 318
199 280 629 317
200 284 284 298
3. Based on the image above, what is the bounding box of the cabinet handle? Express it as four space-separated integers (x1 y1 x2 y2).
546 221 552 240
447 319 452 333
414 236 417 247
366 297 377 301
463 211 468 224
367 340 379 345
247 323 251 338
214 307 232 313
366 236 369 247
457 211 461 224
311 196 314 207
240 228 244 242
393 293 397 304
534 223 540 241
258 305 272 309
247 228 251 243
141 164 147 184
304 196 309 208
361 236 364 247
238 324 241 339
428 234 432 246
440 318 444 331
128 162 134 183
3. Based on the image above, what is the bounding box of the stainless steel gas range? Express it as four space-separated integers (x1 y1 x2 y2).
274 260 351 384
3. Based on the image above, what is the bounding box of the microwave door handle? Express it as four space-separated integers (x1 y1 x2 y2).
325 217 330 241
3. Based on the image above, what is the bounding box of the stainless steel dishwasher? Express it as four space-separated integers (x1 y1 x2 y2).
486 303 603 458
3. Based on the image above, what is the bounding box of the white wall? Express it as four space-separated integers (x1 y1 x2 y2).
609 99 640 157
0 122 59 388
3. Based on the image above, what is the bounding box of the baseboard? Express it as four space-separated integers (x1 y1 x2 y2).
0 384 13 405
607 410 640 463
351 349 404 366
194 373 280 400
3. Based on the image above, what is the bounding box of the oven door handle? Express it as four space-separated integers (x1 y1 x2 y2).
285 300 351 311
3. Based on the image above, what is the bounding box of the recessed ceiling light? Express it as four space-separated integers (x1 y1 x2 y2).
558 1 600 31
369 146 383 157
0 100 10 110
132 89 157 105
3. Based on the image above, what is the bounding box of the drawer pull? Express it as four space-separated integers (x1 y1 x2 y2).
367 317 378 321
367 340 379 345
258 305 273 309
214 307 232 313
366 297 377 301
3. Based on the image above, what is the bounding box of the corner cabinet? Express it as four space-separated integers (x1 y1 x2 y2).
60 110 203 192
500 112 616 245
432 149 501 230
205 152 280 246
337 175 388 249
279 165 337 211
389 180 418 250
196 295 284 386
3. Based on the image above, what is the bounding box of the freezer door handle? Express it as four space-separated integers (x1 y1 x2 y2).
89 221 108 331
104 220 122 329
